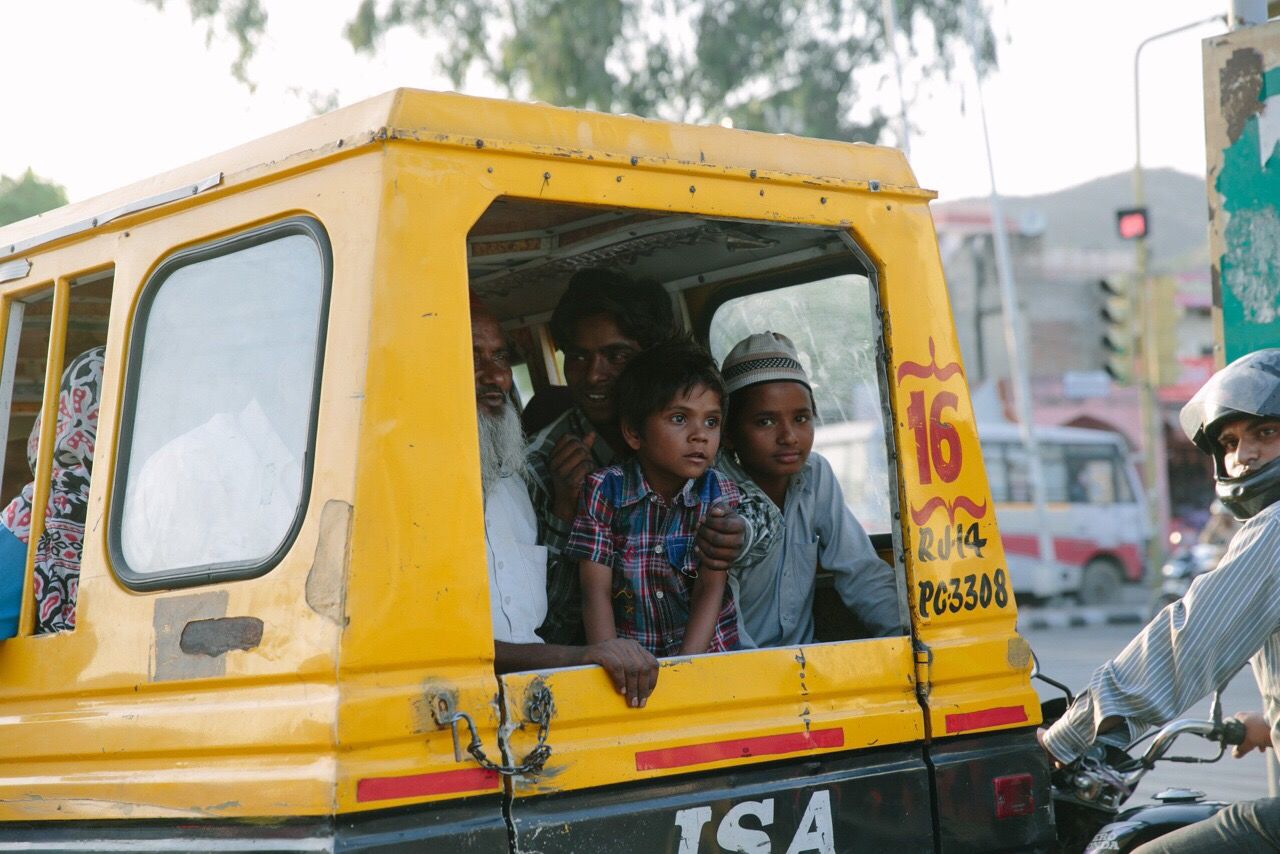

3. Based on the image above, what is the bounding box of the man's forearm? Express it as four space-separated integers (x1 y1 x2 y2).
494 641 585 674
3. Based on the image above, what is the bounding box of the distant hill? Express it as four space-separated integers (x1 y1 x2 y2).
936 168 1208 271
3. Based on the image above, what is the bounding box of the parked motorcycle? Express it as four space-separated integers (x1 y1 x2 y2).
1033 658 1247 853
1147 542 1225 620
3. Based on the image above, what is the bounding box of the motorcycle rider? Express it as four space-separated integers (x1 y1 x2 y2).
1041 348 1280 853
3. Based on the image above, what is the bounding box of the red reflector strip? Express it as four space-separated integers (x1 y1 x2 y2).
356 767 501 802
635 727 844 771
945 705 1028 734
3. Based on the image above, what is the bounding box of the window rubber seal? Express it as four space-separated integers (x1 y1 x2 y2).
107 214 333 592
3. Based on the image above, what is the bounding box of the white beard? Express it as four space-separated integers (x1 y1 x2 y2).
478 400 528 496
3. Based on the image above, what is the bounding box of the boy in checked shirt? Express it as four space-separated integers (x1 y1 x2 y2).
566 339 764 668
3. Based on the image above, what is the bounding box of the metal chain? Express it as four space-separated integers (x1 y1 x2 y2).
435 684 554 777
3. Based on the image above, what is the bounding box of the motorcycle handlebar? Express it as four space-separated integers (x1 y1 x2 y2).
1138 719 1218 769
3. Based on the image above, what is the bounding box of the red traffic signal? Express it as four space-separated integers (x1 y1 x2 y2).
1116 207 1149 240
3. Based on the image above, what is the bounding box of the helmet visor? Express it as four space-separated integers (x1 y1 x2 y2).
1180 349 1280 447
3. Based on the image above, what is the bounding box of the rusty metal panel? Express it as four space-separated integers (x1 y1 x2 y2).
1204 22 1280 363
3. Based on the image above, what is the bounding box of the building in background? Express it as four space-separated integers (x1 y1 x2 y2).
935 169 1217 535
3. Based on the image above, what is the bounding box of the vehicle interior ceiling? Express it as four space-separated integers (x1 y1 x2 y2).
467 198 899 643
1 273 113 503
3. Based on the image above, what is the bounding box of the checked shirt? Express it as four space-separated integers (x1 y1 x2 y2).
526 407 619 645
565 461 742 657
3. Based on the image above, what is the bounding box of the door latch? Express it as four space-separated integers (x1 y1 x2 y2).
425 681 554 776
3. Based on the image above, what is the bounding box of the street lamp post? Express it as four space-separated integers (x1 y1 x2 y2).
1131 14 1225 588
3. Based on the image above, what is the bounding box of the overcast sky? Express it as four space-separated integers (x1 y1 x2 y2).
0 1 1230 207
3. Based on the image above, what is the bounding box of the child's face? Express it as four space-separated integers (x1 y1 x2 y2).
728 381 814 480
625 383 723 486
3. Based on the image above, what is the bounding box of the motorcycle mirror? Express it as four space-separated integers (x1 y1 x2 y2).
1030 650 1039 679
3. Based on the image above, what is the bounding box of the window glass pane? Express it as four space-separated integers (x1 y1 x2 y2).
709 274 891 533
1038 443 1068 502
982 443 1008 502
1113 453 1135 502
117 230 325 577
1063 444 1131 504
1006 445 1031 502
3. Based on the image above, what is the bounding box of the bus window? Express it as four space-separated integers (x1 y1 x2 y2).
1039 443 1068 503
1064 444 1132 504
983 442 1010 502
108 218 330 590
1006 444 1031 503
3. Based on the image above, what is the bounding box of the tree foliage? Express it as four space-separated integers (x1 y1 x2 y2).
148 0 996 142
0 170 68 228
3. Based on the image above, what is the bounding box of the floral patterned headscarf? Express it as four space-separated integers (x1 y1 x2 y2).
0 346 104 633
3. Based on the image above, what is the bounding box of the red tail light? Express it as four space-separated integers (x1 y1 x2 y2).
994 773 1035 819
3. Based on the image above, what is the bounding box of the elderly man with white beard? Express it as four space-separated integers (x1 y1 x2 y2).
472 302 661 707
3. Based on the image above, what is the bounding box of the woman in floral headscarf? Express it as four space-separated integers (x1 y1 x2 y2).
0 346 104 638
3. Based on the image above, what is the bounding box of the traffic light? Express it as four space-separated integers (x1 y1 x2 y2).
1099 276 1135 384
1116 207 1149 240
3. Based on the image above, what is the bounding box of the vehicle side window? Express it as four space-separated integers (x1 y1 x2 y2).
709 274 892 534
1039 444 1068 502
1005 444 1032 502
1064 444 1131 504
109 218 331 590
1111 451 1135 502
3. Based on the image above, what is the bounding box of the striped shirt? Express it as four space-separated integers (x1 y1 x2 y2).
1043 500 1280 763
565 461 741 656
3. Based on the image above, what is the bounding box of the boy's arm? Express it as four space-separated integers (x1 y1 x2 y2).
580 559 618 645
812 456 904 637
679 569 728 655
494 638 660 708
707 457 780 570
732 489 780 567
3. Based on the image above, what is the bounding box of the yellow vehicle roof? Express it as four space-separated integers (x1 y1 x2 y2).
0 88 927 259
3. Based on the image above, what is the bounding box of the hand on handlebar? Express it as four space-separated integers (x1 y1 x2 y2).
1230 711 1272 758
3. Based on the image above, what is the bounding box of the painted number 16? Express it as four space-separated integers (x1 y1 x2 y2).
906 390 961 485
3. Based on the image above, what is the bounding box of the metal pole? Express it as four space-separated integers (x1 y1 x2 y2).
963 0 1056 594
1230 0 1267 28
880 0 912 159
1133 14 1225 587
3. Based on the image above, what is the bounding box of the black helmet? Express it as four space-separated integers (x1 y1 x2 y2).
1180 349 1280 519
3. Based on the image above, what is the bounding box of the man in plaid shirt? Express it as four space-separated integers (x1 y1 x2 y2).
529 270 769 644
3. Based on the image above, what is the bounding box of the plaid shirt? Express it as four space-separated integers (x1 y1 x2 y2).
526 407 619 645
565 460 741 657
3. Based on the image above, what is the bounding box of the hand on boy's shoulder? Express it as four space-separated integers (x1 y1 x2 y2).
693 502 746 572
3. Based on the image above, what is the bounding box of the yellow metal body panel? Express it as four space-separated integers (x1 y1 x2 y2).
0 154 384 820
0 89 1037 825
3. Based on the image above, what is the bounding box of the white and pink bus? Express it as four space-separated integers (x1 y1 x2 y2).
813 420 1149 604
974 422 1149 603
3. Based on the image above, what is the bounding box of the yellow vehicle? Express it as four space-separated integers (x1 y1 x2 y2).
0 89 1050 851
